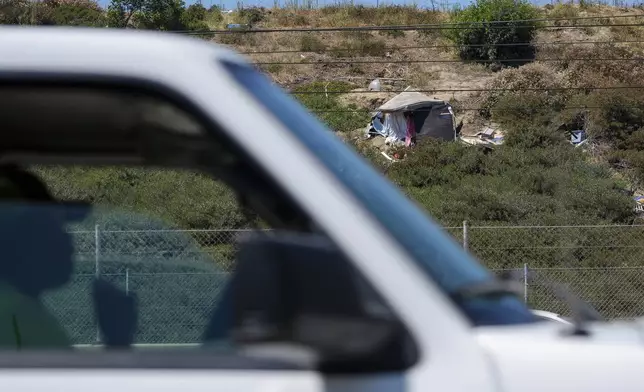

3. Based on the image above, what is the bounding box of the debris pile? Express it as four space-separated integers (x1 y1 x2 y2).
460 127 505 148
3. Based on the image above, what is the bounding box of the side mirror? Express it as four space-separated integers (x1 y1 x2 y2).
229 232 418 374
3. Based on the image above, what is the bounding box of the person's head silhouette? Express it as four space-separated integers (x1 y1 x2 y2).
0 165 87 297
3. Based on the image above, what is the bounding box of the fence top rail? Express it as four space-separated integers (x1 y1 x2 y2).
461 224 644 229
492 266 644 271
75 267 644 275
68 229 261 234
67 224 644 234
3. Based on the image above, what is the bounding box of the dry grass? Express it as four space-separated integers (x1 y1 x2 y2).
480 63 570 117
263 4 445 28
211 3 644 133
539 39 644 89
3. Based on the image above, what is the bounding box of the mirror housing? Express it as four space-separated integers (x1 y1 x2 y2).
229 232 418 374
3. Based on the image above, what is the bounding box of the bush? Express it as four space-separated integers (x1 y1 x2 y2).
565 90 644 145
234 6 266 26
34 166 246 230
378 138 634 228
206 4 223 26
292 81 368 133
480 63 569 120
0 0 33 24
107 0 187 30
39 0 105 26
446 0 540 65
181 3 208 31
134 0 185 30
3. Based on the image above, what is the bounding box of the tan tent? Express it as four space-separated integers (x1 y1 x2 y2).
367 92 456 142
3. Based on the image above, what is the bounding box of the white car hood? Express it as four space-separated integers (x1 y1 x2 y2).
476 320 644 392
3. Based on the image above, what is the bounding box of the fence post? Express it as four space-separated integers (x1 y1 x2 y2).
94 224 101 344
462 220 468 251
125 268 129 295
94 224 100 278
523 263 528 304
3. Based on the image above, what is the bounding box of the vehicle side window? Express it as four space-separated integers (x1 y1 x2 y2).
0 166 244 349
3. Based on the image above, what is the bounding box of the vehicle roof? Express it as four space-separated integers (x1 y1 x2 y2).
0 27 267 166
0 27 247 75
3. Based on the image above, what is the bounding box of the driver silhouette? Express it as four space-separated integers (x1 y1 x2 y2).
0 165 137 349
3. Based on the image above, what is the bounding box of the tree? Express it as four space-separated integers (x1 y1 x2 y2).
39 0 106 27
106 0 144 27
180 3 207 31
0 0 32 24
107 0 185 30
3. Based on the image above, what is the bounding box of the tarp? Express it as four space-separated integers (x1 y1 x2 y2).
367 112 408 142
412 103 455 141
378 92 445 112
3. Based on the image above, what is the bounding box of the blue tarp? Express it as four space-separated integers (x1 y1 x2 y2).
570 130 587 145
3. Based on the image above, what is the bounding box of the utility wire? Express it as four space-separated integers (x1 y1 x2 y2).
241 39 644 54
175 13 644 35
255 57 644 65
291 86 644 94
309 105 644 113
187 22 644 35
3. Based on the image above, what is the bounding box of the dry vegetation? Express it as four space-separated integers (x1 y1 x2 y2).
209 3 644 141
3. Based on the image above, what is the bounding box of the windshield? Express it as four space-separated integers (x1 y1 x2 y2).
223 62 536 326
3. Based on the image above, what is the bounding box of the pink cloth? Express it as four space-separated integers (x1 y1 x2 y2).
405 114 416 147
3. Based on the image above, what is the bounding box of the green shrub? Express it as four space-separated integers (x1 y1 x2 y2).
0 0 32 24
38 0 105 27
377 138 634 228
34 166 246 230
446 0 540 65
181 3 208 30
292 81 367 133
107 0 186 30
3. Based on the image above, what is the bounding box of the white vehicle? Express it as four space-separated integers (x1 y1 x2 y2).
1 27 644 392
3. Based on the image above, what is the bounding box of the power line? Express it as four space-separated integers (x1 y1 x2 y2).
241 39 644 54
176 13 644 35
189 22 644 35
309 105 644 113
256 57 644 65
291 86 644 94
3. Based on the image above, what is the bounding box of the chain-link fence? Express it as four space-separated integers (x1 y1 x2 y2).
448 223 644 319
42 224 644 345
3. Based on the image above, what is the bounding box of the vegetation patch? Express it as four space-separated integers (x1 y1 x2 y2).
446 0 541 65
292 81 367 133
